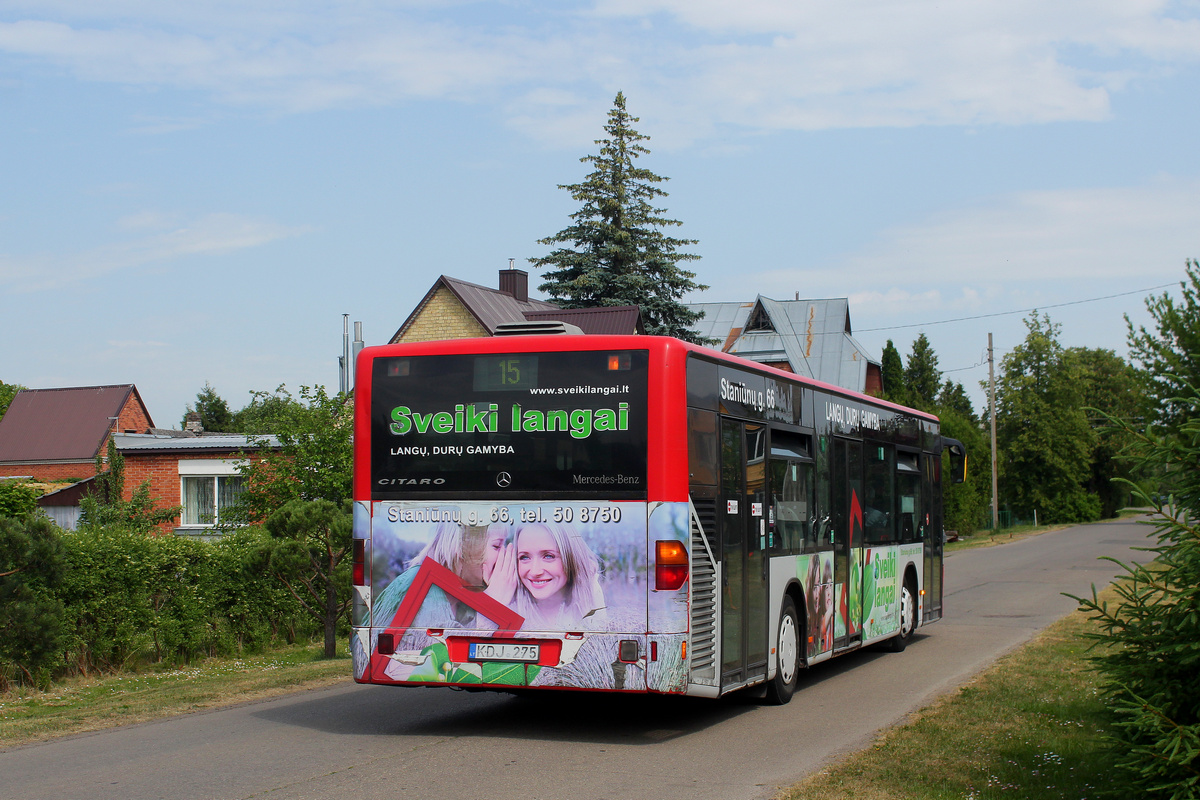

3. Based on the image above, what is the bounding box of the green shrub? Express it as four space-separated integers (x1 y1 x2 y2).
55 526 315 677
1046 489 1102 525
1073 395 1200 799
59 527 157 673
0 480 40 519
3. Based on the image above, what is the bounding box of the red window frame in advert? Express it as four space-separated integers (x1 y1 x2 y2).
368 558 535 681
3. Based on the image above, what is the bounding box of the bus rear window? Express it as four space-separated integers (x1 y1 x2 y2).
370 350 648 498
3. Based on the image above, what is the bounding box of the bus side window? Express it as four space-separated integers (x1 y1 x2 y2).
688 408 719 486
896 452 921 543
769 458 813 555
864 443 895 544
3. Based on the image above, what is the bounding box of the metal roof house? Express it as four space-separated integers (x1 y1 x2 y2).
114 431 282 537
33 430 282 535
687 297 883 395
390 268 643 343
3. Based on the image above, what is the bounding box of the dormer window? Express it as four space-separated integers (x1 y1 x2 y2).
744 303 774 332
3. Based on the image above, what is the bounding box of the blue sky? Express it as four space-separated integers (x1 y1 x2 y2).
2 0 1198 424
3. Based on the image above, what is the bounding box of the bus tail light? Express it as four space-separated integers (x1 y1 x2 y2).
655 540 688 590
353 539 366 586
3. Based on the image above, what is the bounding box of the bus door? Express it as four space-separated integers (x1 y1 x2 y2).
719 419 769 689
923 452 943 619
831 437 865 650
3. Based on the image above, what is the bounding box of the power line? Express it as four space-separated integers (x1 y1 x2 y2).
855 282 1177 334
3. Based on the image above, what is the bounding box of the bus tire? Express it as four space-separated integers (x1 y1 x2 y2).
765 595 802 705
884 577 917 653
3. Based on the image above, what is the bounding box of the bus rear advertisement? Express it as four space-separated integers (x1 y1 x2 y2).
351 335 964 703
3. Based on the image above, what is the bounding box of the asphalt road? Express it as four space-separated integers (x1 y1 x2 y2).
0 518 1152 800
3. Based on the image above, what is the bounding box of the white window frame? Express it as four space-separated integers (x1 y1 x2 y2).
179 459 247 529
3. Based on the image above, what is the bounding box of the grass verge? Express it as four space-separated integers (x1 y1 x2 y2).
778 600 1115 800
0 642 351 749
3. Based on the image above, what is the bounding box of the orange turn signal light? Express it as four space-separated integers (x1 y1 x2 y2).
655 539 688 590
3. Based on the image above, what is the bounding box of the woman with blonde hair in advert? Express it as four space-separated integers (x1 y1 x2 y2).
507 522 607 630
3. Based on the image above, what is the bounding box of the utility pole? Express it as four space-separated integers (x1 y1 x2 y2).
988 333 999 532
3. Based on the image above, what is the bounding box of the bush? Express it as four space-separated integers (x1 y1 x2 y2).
53 526 315 677
0 480 40 519
1045 490 1102 525
0 517 325 690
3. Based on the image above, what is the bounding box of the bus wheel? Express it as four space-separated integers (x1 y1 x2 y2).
885 578 917 653
765 596 802 705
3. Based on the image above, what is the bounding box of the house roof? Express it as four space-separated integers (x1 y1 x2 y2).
392 273 647 341
688 297 878 392
114 432 281 454
0 385 151 463
523 305 645 335
36 476 96 506
392 275 560 342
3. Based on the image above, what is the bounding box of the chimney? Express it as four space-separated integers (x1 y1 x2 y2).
184 412 204 435
499 261 529 302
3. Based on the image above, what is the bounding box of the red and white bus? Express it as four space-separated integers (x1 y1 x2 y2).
351 334 964 703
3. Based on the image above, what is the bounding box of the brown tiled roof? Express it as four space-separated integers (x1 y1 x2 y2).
523 305 644 335
0 385 142 463
444 276 560 333
391 275 560 342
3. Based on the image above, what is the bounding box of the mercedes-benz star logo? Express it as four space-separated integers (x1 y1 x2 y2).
496 472 512 488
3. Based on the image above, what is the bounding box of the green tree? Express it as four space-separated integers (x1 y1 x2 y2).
0 514 66 689
1127 258 1200 432
256 499 351 658
78 438 181 533
993 312 1098 523
182 382 234 432
937 379 976 421
1068 347 1145 518
227 385 352 525
531 92 708 342
934 377 988 536
231 385 304 435
0 380 26 420
1072 388 1200 799
937 408 989 535
904 333 942 410
879 339 907 404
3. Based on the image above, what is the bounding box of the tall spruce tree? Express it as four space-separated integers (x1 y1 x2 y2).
531 92 708 342
937 380 976 421
904 332 942 410
879 339 907 404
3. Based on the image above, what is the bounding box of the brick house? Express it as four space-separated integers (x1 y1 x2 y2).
115 432 279 538
0 384 276 535
0 384 153 482
391 268 643 343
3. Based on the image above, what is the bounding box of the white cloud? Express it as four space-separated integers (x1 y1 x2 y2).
0 212 307 292
758 176 1200 298
1 1 1197 133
